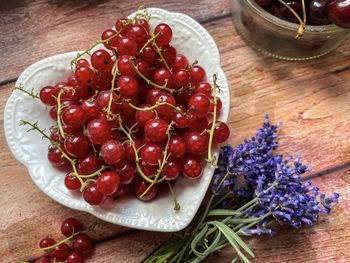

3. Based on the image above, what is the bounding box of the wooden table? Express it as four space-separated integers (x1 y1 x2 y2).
1 1 349 262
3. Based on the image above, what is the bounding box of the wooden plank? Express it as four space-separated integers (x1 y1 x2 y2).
0 0 231 83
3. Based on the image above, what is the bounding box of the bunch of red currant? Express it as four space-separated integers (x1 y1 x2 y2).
34 218 93 263
255 0 350 28
26 9 230 208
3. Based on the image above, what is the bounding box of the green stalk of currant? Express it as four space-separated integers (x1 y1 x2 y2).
56 89 66 139
128 101 182 113
13 84 39 99
207 74 219 165
105 61 119 121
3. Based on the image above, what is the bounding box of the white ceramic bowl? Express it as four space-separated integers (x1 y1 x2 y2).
4 8 229 232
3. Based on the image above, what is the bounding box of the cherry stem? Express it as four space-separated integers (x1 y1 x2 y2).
167 181 180 211
138 32 161 54
207 74 218 165
128 101 182 113
276 0 305 39
301 0 306 24
105 61 119 121
13 84 39 99
56 89 66 139
117 116 165 184
129 57 174 93
140 122 174 197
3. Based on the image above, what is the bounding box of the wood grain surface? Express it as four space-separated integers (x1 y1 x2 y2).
0 0 350 262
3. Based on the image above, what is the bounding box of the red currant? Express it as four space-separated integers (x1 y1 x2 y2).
182 155 203 179
190 65 206 83
188 93 210 117
135 104 156 127
211 121 230 143
135 180 158 201
61 105 87 129
50 243 70 261
64 173 81 191
75 66 94 87
73 233 93 255
101 28 118 50
100 140 125 165
154 23 173 46
141 143 163 166
77 154 101 175
86 119 112 145
185 131 209 155
61 218 83 237
172 54 189 70
169 136 186 158
83 183 103 205
117 75 139 97
67 251 83 263
162 160 181 180
39 86 60 106
116 36 138 56
97 170 120 196
144 118 168 142
64 132 91 158
39 237 55 249
115 162 137 185
91 49 114 71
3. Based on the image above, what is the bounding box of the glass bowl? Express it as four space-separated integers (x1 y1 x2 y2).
233 0 350 60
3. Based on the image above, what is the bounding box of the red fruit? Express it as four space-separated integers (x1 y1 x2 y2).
118 55 136 76
154 23 173 46
144 118 168 142
173 69 190 88
135 180 158 201
48 145 67 167
154 93 176 120
327 0 350 28
136 18 150 32
77 154 101 175
59 85 80 102
97 170 120 196
116 36 138 56
190 65 206 83
39 86 60 106
146 89 165 104
117 75 139 97
211 121 230 143
124 138 142 162
140 160 158 179
73 233 93 255
97 90 120 112
67 251 83 263
101 28 119 50
86 119 112 145
135 104 156 127
126 24 149 48
83 183 103 205
91 49 114 72
39 237 55 249
100 140 125 165
195 82 212 96
64 173 81 191
182 155 203 179
115 18 131 33
140 46 156 64
61 218 83 237
64 132 91 158
173 110 189 128
115 162 137 185
141 143 163 166
152 68 173 87
161 45 177 65
185 132 209 155
169 136 186 158
173 54 189 70
209 97 222 114
75 66 94 87
34 257 50 263
162 161 181 180
50 243 70 261
81 98 100 120
50 127 62 143
61 105 87 129
93 70 113 91
188 93 210 117
76 58 90 68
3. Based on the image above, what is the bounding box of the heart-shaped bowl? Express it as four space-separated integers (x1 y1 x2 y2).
4 8 229 232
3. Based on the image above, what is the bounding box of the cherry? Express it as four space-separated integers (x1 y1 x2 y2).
64 132 91 158
86 119 112 145
135 180 158 201
64 173 81 191
91 49 114 71
173 54 189 70
272 1 302 24
50 243 70 261
75 66 94 87
141 143 163 166
61 218 83 237
162 160 181 180
185 131 209 155
117 75 139 97
195 82 212 97
67 251 83 263
144 118 168 142
115 162 137 185
124 138 142 162
173 69 190 88
308 0 331 25
328 0 350 28
100 140 125 165
154 23 173 46
73 233 93 255
97 170 121 196
188 93 210 117
81 98 100 120
182 155 203 179
61 105 87 129
39 86 60 106
211 121 230 143
39 237 55 249
116 36 138 56
140 46 156 64
169 136 186 158
190 65 206 83
101 28 119 50
135 104 156 127
83 183 103 205
48 145 68 167
77 154 101 175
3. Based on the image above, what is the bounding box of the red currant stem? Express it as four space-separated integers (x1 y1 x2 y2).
167 181 180 211
140 122 174 198
13 84 39 99
56 89 66 139
207 74 218 165
152 41 171 71
138 31 161 54
117 116 165 184
79 165 110 178
188 60 198 70
134 7 151 22
43 232 79 252
106 61 119 121
129 57 174 93
276 0 305 39
128 101 182 113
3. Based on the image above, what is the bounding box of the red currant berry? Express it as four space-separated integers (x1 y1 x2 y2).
91 49 113 71
173 69 190 88
81 98 100 120
140 46 156 64
185 131 209 155
135 104 156 127
115 162 137 185
154 23 173 46
126 24 149 48
144 118 168 142
141 143 163 166
97 170 120 196
67 251 83 263
155 93 176 120
50 127 62 143
77 154 101 175
124 138 142 162
97 90 120 112
140 160 158 179
169 136 186 158
75 66 94 87
86 119 112 145
117 75 139 97
190 65 206 83
73 233 93 255
135 180 158 201
173 110 189 128
136 18 150 32
209 97 222 114
152 68 173 87
39 86 60 106
50 243 70 261
195 82 212 96
64 132 91 158
101 28 118 50
161 45 177 65
115 18 130 33
76 58 90 68
48 145 68 166
83 183 103 205
188 93 210 117
61 105 87 129
182 155 203 179
211 121 230 143
61 218 83 237
172 54 189 70
67 75 78 86
328 0 350 28
100 140 125 165
118 55 136 76
116 36 138 56
162 161 181 180
64 173 81 191
39 237 55 249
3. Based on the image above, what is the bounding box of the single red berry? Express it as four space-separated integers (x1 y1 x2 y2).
61 218 83 237
140 160 158 179
81 98 100 120
39 237 55 249
75 66 94 87
116 36 138 56
124 138 142 162
64 172 81 191
182 155 203 179
161 45 177 65
169 136 186 158
100 140 125 165
118 55 136 76
50 243 70 261
50 127 62 143
152 68 173 87
135 104 156 127
162 161 181 180
154 23 173 46
76 58 90 68
211 121 230 143
154 92 176 120
101 28 119 50
83 183 103 205
48 145 68 167
135 180 158 201
77 154 101 175
173 110 189 128
185 131 209 155
115 18 131 33
173 69 190 88
67 251 83 263
144 118 168 142
140 46 156 64
61 105 87 129
73 233 93 255
117 75 139 97
188 93 210 117
39 86 60 106
172 54 189 70
195 82 212 96
86 119 112 145
126 24 149 48
97 90 120 112
97 170 121 196
115 162 137 185
136 18 150 32
141 143 163 166
146 89 165 104
91 49 113 71
64 132 91 158
190 65 206 83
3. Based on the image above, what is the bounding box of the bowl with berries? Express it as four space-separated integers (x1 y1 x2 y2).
4 8 230 231
233 0 350 60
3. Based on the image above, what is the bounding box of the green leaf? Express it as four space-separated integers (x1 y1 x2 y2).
231 242 251 263
208 209 242 217
190 224 209 257
210 221 255 258
231 256 239 263
226 217 260 224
